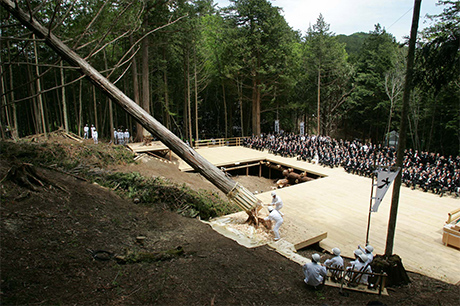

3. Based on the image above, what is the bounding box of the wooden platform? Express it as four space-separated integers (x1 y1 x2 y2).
127 141 171 160
179 146 460 285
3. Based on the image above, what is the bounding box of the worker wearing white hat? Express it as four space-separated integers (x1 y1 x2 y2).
351 253 372 284
324 247 344 269
269 191 284 216
358 244 374 265
264 206 283 241
303 253 327 288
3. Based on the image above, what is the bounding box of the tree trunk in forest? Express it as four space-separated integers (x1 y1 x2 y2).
130 34 142 142
78 80 82 135
140 15 150 141
187 49 192 145
26 57 38 134
7 40 18 138
251 77 261 136
60 61 69 133
0 0 259 213
194 46 199 141
162 46 171 131
163 61 170 130
33 34 47 139
94 86 99 132
103 49 112 142
238 78 244 137
222 80 227 138
0 55 10 134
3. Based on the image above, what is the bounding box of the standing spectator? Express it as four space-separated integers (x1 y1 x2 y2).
117 129 124 145
83 124 89 139
124 129 130 145
92 129 98 144
113 128 118 145
90 124 96 139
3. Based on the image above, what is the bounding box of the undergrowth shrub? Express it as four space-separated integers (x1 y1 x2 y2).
95 172 237 219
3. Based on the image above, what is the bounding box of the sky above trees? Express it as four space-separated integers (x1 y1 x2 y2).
215 0 444 42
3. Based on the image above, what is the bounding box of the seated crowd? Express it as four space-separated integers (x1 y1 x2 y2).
243 133 460 197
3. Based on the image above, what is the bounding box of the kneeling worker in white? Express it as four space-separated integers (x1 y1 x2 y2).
264 206 283 241
303 253 327 288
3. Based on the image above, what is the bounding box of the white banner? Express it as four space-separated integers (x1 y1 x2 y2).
274 120 280 133
371 168 400 212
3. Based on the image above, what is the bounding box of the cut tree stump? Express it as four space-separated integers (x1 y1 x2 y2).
1 163 65 192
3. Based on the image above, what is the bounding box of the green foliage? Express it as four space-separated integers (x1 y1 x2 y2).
2 0 459 155
0 140 135 170
93 171 237 219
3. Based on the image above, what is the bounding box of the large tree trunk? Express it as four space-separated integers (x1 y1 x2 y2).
1 0 258 213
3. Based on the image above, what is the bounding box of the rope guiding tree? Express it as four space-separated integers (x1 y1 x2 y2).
0 0 260 215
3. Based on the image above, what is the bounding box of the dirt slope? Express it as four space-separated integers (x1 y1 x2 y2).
1 142 459 305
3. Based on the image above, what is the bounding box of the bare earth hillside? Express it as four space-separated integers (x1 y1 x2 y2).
1 139 459 305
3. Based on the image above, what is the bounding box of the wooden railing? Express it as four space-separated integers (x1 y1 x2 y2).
193 137 245 148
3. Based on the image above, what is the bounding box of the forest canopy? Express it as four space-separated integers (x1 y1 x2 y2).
1 0 459 155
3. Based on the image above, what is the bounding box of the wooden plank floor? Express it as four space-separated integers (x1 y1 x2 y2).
179 146 460 284
127 141 170 153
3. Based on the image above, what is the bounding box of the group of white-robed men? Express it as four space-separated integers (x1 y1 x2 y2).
264 190 375 289
83 124 98 144
113 128 130 145
303 244 375 289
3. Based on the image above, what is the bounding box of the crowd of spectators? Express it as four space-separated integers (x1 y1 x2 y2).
243 133 460 197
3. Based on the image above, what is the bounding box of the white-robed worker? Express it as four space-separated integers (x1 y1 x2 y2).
358 244 374 265
83 124 89 139
324 247 344 269
113 128 118 144
124 129 130 144
264 206 283 241
349 253 372 284
117 129 124 145
92 129 98 144
270 191 284 216
349 249 362 266
90 124 96 139
303 253 327 289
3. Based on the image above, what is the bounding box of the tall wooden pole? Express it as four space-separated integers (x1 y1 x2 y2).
1 0 258 213
317 65 321 135
385 0 421 257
